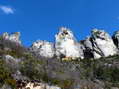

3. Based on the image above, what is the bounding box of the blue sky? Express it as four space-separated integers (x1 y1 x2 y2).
0 0 119 46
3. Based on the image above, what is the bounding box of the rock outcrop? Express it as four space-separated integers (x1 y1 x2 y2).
83 37 94 58
2 27 119 59
30 28 119 59
1 32 21 44
112 31 119 49
16 80 61 89
31 40 55 58
88 29 118 59
1 28 119 89
55 27 84 59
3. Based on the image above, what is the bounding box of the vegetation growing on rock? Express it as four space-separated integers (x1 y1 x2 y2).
1 29 119 89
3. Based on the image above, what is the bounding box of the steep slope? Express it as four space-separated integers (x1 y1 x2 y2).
0 28 119 89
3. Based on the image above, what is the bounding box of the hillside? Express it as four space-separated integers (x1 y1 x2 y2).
0 27 119 89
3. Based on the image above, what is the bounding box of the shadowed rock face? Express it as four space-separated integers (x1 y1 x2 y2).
31 40 55 58
90 29 118 59
55 27 84 59
2 32 21 44
83 37 94 59
112 31 119 49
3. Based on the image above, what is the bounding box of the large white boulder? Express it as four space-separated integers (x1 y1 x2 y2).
31 40 55 58
55 27 84 59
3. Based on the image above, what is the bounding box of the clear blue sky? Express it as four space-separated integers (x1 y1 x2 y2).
0 0 119 46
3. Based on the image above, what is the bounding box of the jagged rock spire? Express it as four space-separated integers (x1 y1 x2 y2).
55 27 84 59
2 28 119 60
31 28 119 59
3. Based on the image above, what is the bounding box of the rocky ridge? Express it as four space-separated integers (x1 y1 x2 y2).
1 28 119 89
30 27 119 60
1 27 119 60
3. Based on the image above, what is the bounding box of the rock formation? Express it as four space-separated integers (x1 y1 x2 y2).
1 32 21 44
16 80 61 89
1 27 119 59
112 31 119 49
1 28 119 89
30 28 119 59
83 37 94 58
55 27 84 59
31 40 55 58
90 29 118 59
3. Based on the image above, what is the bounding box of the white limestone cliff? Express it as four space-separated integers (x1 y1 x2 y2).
31 40 55 58
91 29 118 59
2 28 119 60
55 27 84 59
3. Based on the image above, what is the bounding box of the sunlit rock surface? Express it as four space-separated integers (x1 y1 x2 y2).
1 28 118 60
1 32 21 44
31 40 55 58
16 80 61 89
55 27 84 59
91 29 118 58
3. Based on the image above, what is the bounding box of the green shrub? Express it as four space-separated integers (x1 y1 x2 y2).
0 59 16 88
20 54 46 81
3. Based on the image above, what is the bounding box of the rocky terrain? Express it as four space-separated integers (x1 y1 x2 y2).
0 27 119 89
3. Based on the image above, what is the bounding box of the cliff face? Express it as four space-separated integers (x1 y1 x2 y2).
31 27 119 60
55 27 84 59
83 29 118 59
31 40 55 58
1 28 119 89
1 28 118 60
